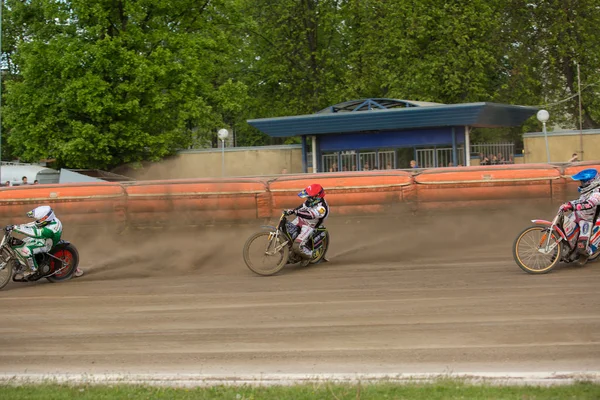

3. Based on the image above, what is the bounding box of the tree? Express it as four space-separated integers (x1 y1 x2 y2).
502 0 600 129
3 0 249 168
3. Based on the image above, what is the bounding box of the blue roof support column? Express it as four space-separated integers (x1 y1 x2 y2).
301 135 308 173
465 126 471 166
452 127 458 166
311 136 318 173
315 136 322 173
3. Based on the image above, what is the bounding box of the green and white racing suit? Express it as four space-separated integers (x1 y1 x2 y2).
12 218 63 271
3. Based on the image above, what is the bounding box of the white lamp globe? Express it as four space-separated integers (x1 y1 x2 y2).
218 128 229 140
536 109 549 123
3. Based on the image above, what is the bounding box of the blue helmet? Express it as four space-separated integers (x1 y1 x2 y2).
571 168 598 193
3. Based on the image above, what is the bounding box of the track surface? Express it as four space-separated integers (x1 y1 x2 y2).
1 207 599 377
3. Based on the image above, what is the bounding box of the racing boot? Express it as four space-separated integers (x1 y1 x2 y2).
293 241 312 259
576 239 591 265
23 258 38 278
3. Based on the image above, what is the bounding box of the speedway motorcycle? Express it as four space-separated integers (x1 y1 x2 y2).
0 226 80 290
512 208 600 274
243 210 330 276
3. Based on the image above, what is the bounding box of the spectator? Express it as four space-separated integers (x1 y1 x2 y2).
480 156 489 166
33 180 39 184
21 176 28 185
569 153 579 163
329 162 338 172
386 162 393 170
3 181 10 187
362 162 370 171
410 160 418 168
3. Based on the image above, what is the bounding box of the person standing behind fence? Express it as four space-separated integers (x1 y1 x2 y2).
569 153 579 163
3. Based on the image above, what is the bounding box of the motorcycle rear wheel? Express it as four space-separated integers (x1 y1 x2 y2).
0 260 12 290
46 244 79 283
243 231 289 276
513 226 562 274
310 231 330 264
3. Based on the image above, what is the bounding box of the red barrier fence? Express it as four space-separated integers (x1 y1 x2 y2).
0 182 126 227
0 163 599 226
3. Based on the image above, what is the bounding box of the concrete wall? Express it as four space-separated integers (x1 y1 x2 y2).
523 129 600 163
124 145 304 180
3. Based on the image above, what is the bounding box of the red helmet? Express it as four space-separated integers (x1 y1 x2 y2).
298 184 325 205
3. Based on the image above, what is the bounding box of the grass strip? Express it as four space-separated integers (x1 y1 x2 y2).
1 380 600 400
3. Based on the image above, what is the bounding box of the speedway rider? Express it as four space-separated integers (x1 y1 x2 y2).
6 205 83 278
285 183 329 259
560 168 600 263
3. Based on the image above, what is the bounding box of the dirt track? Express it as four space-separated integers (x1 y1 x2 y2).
1 205 599 377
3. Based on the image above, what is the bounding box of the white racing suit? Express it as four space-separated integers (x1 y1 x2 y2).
563 185 600 256
12 219 63 273
290 198 329 258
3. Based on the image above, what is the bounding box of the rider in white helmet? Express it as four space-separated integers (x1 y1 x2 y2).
10 205 63 277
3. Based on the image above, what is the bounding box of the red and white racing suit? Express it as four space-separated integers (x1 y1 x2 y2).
564 184 600 255
290 198 329 258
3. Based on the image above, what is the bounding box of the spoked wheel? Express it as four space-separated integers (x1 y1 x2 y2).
47 245 79 283
513 226 562 274
310 231 330 264
0 260 13 290
243 231 290 276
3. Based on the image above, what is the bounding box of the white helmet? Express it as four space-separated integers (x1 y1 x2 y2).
27 205 56 227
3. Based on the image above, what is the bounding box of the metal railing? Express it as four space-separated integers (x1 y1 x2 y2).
471 143 515 164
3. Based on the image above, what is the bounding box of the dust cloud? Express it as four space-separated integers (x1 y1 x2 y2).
65 202 559 281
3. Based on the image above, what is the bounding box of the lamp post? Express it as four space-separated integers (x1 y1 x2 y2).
218 128 229 177
0 0 3 182
537 109 550 163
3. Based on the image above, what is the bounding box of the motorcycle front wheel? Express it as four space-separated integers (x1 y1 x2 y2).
243 231 289 276
0 259 13 290
513 226 562 274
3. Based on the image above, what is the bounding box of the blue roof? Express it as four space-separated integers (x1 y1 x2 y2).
248 100 538 138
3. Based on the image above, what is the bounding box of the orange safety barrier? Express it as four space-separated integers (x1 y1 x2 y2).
3 164 600 227
0 182 127 227
414 164 562 209
266 171 414 217
124 178 268 226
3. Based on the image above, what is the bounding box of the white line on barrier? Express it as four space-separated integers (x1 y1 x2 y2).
270 183 412 192
126 191 264 197
417 177 562 184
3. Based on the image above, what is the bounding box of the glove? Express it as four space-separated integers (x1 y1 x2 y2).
560 202 574 212
4 225 14 232
284 209 296 216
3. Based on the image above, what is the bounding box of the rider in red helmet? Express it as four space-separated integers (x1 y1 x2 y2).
285 183 329 259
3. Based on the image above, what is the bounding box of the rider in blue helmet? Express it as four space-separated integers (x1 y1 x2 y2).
560 168 600 263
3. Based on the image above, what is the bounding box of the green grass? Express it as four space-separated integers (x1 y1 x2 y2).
1 380 599 400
